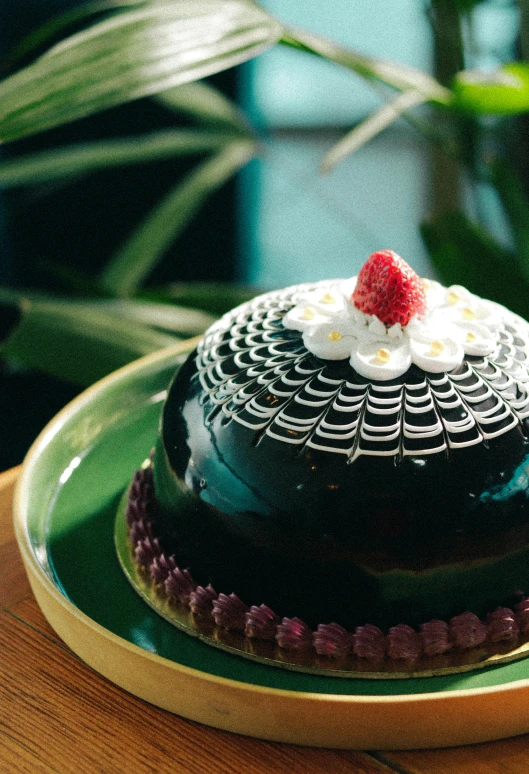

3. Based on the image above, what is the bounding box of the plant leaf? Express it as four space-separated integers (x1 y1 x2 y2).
3 0 142 71
100 140 256 296
143 281 258 315
88 298 216 334
420 210 529 318
156 80 251 134
0 0 282 143
0 129 243 187
453 63 529 115
320 90 427 174
490 158 529 281
0 293 180 385
281 28 452 106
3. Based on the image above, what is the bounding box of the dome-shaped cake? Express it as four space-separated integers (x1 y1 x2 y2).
150 251 529 633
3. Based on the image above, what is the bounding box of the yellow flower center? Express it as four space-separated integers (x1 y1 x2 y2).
429 340 445 356
301 307 315 321
320 292 335 305
447 291 460 306
327 331 343 342
422 278 431 291
462 307 476 320
375 348 391 364
466 331 477 343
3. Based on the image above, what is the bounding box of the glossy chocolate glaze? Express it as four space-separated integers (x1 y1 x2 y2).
153 351 529 631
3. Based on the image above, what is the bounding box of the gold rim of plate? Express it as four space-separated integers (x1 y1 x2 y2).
13 344 529 748
115 485 529 680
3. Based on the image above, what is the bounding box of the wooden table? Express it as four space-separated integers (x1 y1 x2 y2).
2 467 529 773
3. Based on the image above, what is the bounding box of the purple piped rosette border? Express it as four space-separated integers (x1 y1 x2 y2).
127 466 528 663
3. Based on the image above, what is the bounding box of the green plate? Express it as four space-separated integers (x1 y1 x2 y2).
13 343 529 748
13 343 529 696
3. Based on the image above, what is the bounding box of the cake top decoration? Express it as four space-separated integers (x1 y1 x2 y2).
283 249 500 380
197 250 529 457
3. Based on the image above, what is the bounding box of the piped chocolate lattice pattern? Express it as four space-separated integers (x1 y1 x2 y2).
196 282 529 459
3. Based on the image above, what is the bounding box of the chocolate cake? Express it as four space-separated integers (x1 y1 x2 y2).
127 250 529 660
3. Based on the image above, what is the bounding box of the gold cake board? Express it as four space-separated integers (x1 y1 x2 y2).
116 477 529 681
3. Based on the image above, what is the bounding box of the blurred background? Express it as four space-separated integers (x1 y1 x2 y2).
0 0 528 467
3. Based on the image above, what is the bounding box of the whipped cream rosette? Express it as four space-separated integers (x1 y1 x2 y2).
192 251 529 460
283 272 503 380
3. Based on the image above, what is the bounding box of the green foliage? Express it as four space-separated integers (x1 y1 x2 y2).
99 141 256 297
421 154 529 321
281 28 452 105
453 63 529 115
0 129 243 187
0 0 281 143
3 1 145 71
0 292 182 385
144 282 258 316
1 0 529 388
490 160 529 283
155 81 251 133
319 90 427 174
421 211 529 318
0 70 258 383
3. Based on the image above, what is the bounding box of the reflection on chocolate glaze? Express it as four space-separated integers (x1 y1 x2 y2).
153 281 529 630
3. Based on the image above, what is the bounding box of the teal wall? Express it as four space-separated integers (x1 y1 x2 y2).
249 0 433 128
238 0 435 288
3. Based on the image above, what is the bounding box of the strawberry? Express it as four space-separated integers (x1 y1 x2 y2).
352 249 426 328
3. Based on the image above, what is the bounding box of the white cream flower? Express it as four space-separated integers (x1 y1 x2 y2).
350 338 412 380
303 321 357 360
283 277 500 380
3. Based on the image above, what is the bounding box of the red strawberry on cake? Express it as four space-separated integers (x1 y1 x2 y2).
352 249 427 327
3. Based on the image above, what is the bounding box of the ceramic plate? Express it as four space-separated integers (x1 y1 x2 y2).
13 342 529 748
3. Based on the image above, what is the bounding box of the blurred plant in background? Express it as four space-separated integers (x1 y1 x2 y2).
1 0 529 461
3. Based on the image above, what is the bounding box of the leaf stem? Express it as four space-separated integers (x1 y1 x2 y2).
320 90 427 174
280 27 453 106
0 129 245 187
100 140 256 297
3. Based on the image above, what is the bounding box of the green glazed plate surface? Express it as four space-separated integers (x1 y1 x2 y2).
16 345 529 697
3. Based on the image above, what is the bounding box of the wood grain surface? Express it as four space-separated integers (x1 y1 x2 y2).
2 467 529 772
